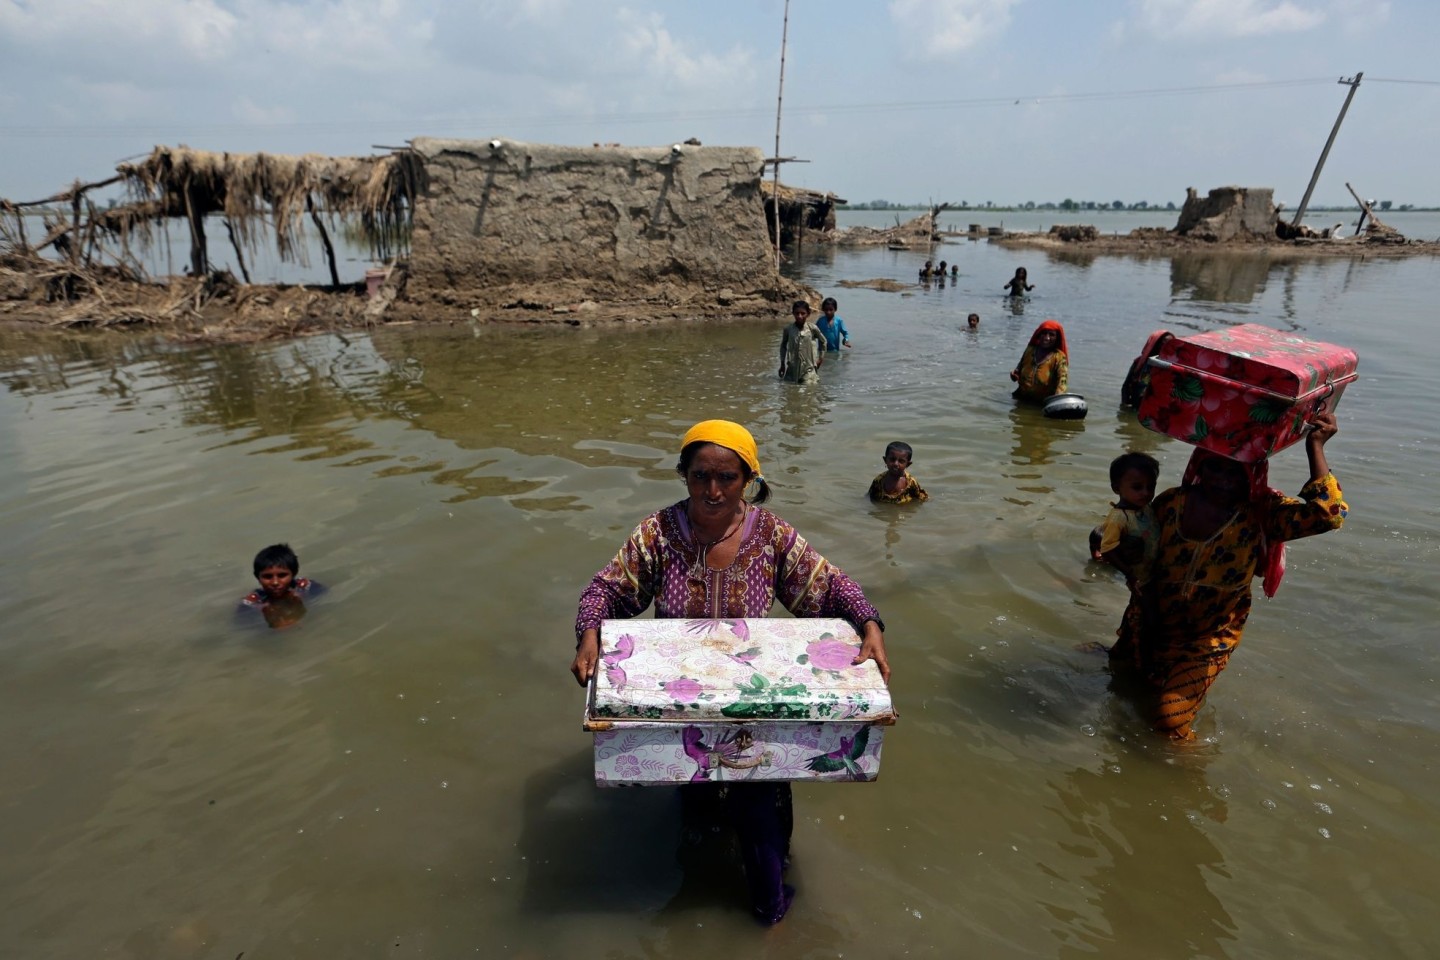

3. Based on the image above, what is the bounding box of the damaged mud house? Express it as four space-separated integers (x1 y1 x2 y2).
0 138 837 336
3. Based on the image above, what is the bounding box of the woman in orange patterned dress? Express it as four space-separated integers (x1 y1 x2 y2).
1109 412 1346 740
1010 319 1069 402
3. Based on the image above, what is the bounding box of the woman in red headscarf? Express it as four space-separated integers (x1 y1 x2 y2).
1109 412 1347 741
1010 319 1069 401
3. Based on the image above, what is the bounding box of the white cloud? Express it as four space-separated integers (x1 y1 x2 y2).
617 9 754 89
243 0 435 70
1133 0 1326 39
1329 0 1390 32
888 0 1021 59
0 0 238 59
477 0 569 26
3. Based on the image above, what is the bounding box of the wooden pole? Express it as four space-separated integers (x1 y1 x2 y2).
70 180 82 268
8 174 124 210
1292 72 1362 227
183 184 208 277
13 205 29 252
307 196 341 287
224 218 253 284
770 0 790 272
1344 181 1388 233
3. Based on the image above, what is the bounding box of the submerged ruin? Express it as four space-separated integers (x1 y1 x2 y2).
994 183 1428 256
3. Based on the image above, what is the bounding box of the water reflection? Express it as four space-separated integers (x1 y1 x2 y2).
1106 407 1169 459
1043 247 1100 270
773 377 830 451
1169 253 1270 304
518 750 683 915
1048 741 1237 957
1007 405 1064 469
0 322 800 505
868 501 921 564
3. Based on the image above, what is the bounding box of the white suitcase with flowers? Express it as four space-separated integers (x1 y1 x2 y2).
585 617 896 786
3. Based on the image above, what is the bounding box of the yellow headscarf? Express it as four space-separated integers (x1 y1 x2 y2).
680 420 762 479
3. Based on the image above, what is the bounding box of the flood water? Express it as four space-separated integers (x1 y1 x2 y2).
1 229 1438 959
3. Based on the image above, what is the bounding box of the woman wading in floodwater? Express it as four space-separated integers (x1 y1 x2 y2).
571 419 889 924
1109 412 1346 740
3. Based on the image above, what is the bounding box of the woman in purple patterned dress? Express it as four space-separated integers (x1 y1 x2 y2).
571 419 889 925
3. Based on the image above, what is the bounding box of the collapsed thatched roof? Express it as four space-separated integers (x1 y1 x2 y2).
760 180 847 206
115 145 424 263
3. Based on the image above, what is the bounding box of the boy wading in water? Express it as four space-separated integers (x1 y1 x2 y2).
778 300 827 384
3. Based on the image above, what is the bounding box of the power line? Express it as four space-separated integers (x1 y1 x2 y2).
0 75 1410 139
1368 77 1440 86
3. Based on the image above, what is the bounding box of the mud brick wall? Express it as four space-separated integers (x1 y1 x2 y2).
406 139 777 305
1174 186 1278 242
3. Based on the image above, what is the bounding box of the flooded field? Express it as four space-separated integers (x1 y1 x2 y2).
1 233 1436 959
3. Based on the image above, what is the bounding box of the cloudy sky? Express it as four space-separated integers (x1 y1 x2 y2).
1 0 1435 207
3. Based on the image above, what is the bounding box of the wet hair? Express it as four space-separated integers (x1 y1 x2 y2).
253 543 299 577
676 441 771 504
1014 267 1028 278
884 441 914 462
1109 452 1160 490
967 313 980 324
820 297 838 311
791 300 811 315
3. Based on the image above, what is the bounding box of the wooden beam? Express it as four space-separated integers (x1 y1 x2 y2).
8 174 125 209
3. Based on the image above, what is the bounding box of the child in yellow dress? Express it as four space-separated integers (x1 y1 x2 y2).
868 442 929 504
1089 452 1160 587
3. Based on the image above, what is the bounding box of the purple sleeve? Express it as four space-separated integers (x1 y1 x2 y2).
574 515 662 642
771 519 882 630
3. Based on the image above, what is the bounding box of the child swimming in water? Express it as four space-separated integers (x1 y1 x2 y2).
1003 266 1034 297
238 543 325 628
868 442 929 504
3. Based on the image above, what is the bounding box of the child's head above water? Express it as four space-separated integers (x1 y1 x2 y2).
253 543 300 599
883 441 915 475
820 297 838 317
967 313 980 328
1109 452 1160 509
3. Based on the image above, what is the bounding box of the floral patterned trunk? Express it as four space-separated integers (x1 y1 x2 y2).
1136 323 1358 462
586 618 896 786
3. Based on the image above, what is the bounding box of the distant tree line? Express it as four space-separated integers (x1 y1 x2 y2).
842 199 1426 212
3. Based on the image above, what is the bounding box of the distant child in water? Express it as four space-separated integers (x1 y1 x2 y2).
967 313 980 329
239 543 325 629
919 260 934 281
1089 452 1160 587
1003 266 1034 297
868 442 929 504
951 264 959 279
816 297 853 352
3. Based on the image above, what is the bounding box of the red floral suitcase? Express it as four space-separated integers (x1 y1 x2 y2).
1136 324 1358 462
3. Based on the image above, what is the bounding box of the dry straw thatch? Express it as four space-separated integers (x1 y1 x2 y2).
116 145 423 268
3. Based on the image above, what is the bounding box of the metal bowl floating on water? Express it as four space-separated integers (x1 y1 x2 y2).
1043 393 1088 420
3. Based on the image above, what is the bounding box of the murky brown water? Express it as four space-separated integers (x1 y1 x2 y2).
1 238 1437 959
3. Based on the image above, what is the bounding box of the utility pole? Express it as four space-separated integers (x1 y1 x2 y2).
770 0 791 272
1291 72 1362 227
